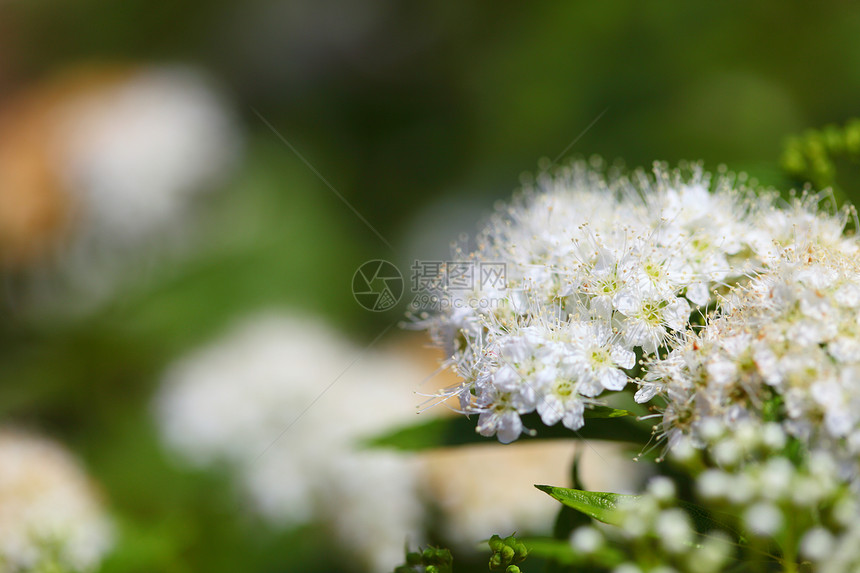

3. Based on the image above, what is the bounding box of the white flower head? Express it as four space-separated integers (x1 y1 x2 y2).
156 312 426 572
0 430 113 572
415 162 785 441
643 241 860 474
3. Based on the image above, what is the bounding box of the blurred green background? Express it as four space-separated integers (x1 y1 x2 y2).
1 1 860 571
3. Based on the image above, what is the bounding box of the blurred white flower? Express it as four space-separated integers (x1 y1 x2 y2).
663 420 860 573
0 429 113 572
655 508 693 553
570 526 604 554
56 66 241 249
743 502 782 537
155 312 425 573
608 477 733 573
0 64 242 310
801 527 834 561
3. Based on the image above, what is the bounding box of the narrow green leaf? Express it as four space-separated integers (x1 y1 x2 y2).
535 485 629 525
362 408 648 452
362 415 475 451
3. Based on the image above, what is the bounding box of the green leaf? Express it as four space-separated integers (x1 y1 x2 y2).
362 408 648 451
552 452 590 540
535 485 628 525
537 485 748 545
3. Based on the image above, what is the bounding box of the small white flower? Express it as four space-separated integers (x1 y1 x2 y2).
761 423 787 451
570 526 604 554
617 296 691 354
634 382 662 403
535 381 586 431
476 398 526 443
801 527 834 561
566 323 635 393
696 532 733 573
757 458 794 501
713 438 742 467
647 476 676 501
743 502 783 536
698 469 730 499
656 508 693 553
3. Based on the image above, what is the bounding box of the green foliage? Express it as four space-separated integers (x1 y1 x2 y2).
363 407 646 452
486 535 528 572
781 118 860 191
551 453 590 538
534 486 626 526
393 537 530 573
394 546 454 573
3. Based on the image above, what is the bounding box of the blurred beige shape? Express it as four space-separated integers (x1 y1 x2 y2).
421 440 641 548
0 74 76 267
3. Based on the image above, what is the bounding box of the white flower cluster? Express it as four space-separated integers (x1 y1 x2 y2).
155 313 426 573
0 65 242 310
569 421 860 572
54 66 242 308
568 476 733 573
675 421 860 573
640 240 860 469
58 65 241 249
417 162 849 442
0 429 113 572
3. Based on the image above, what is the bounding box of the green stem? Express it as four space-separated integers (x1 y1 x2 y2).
781 510 798 573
